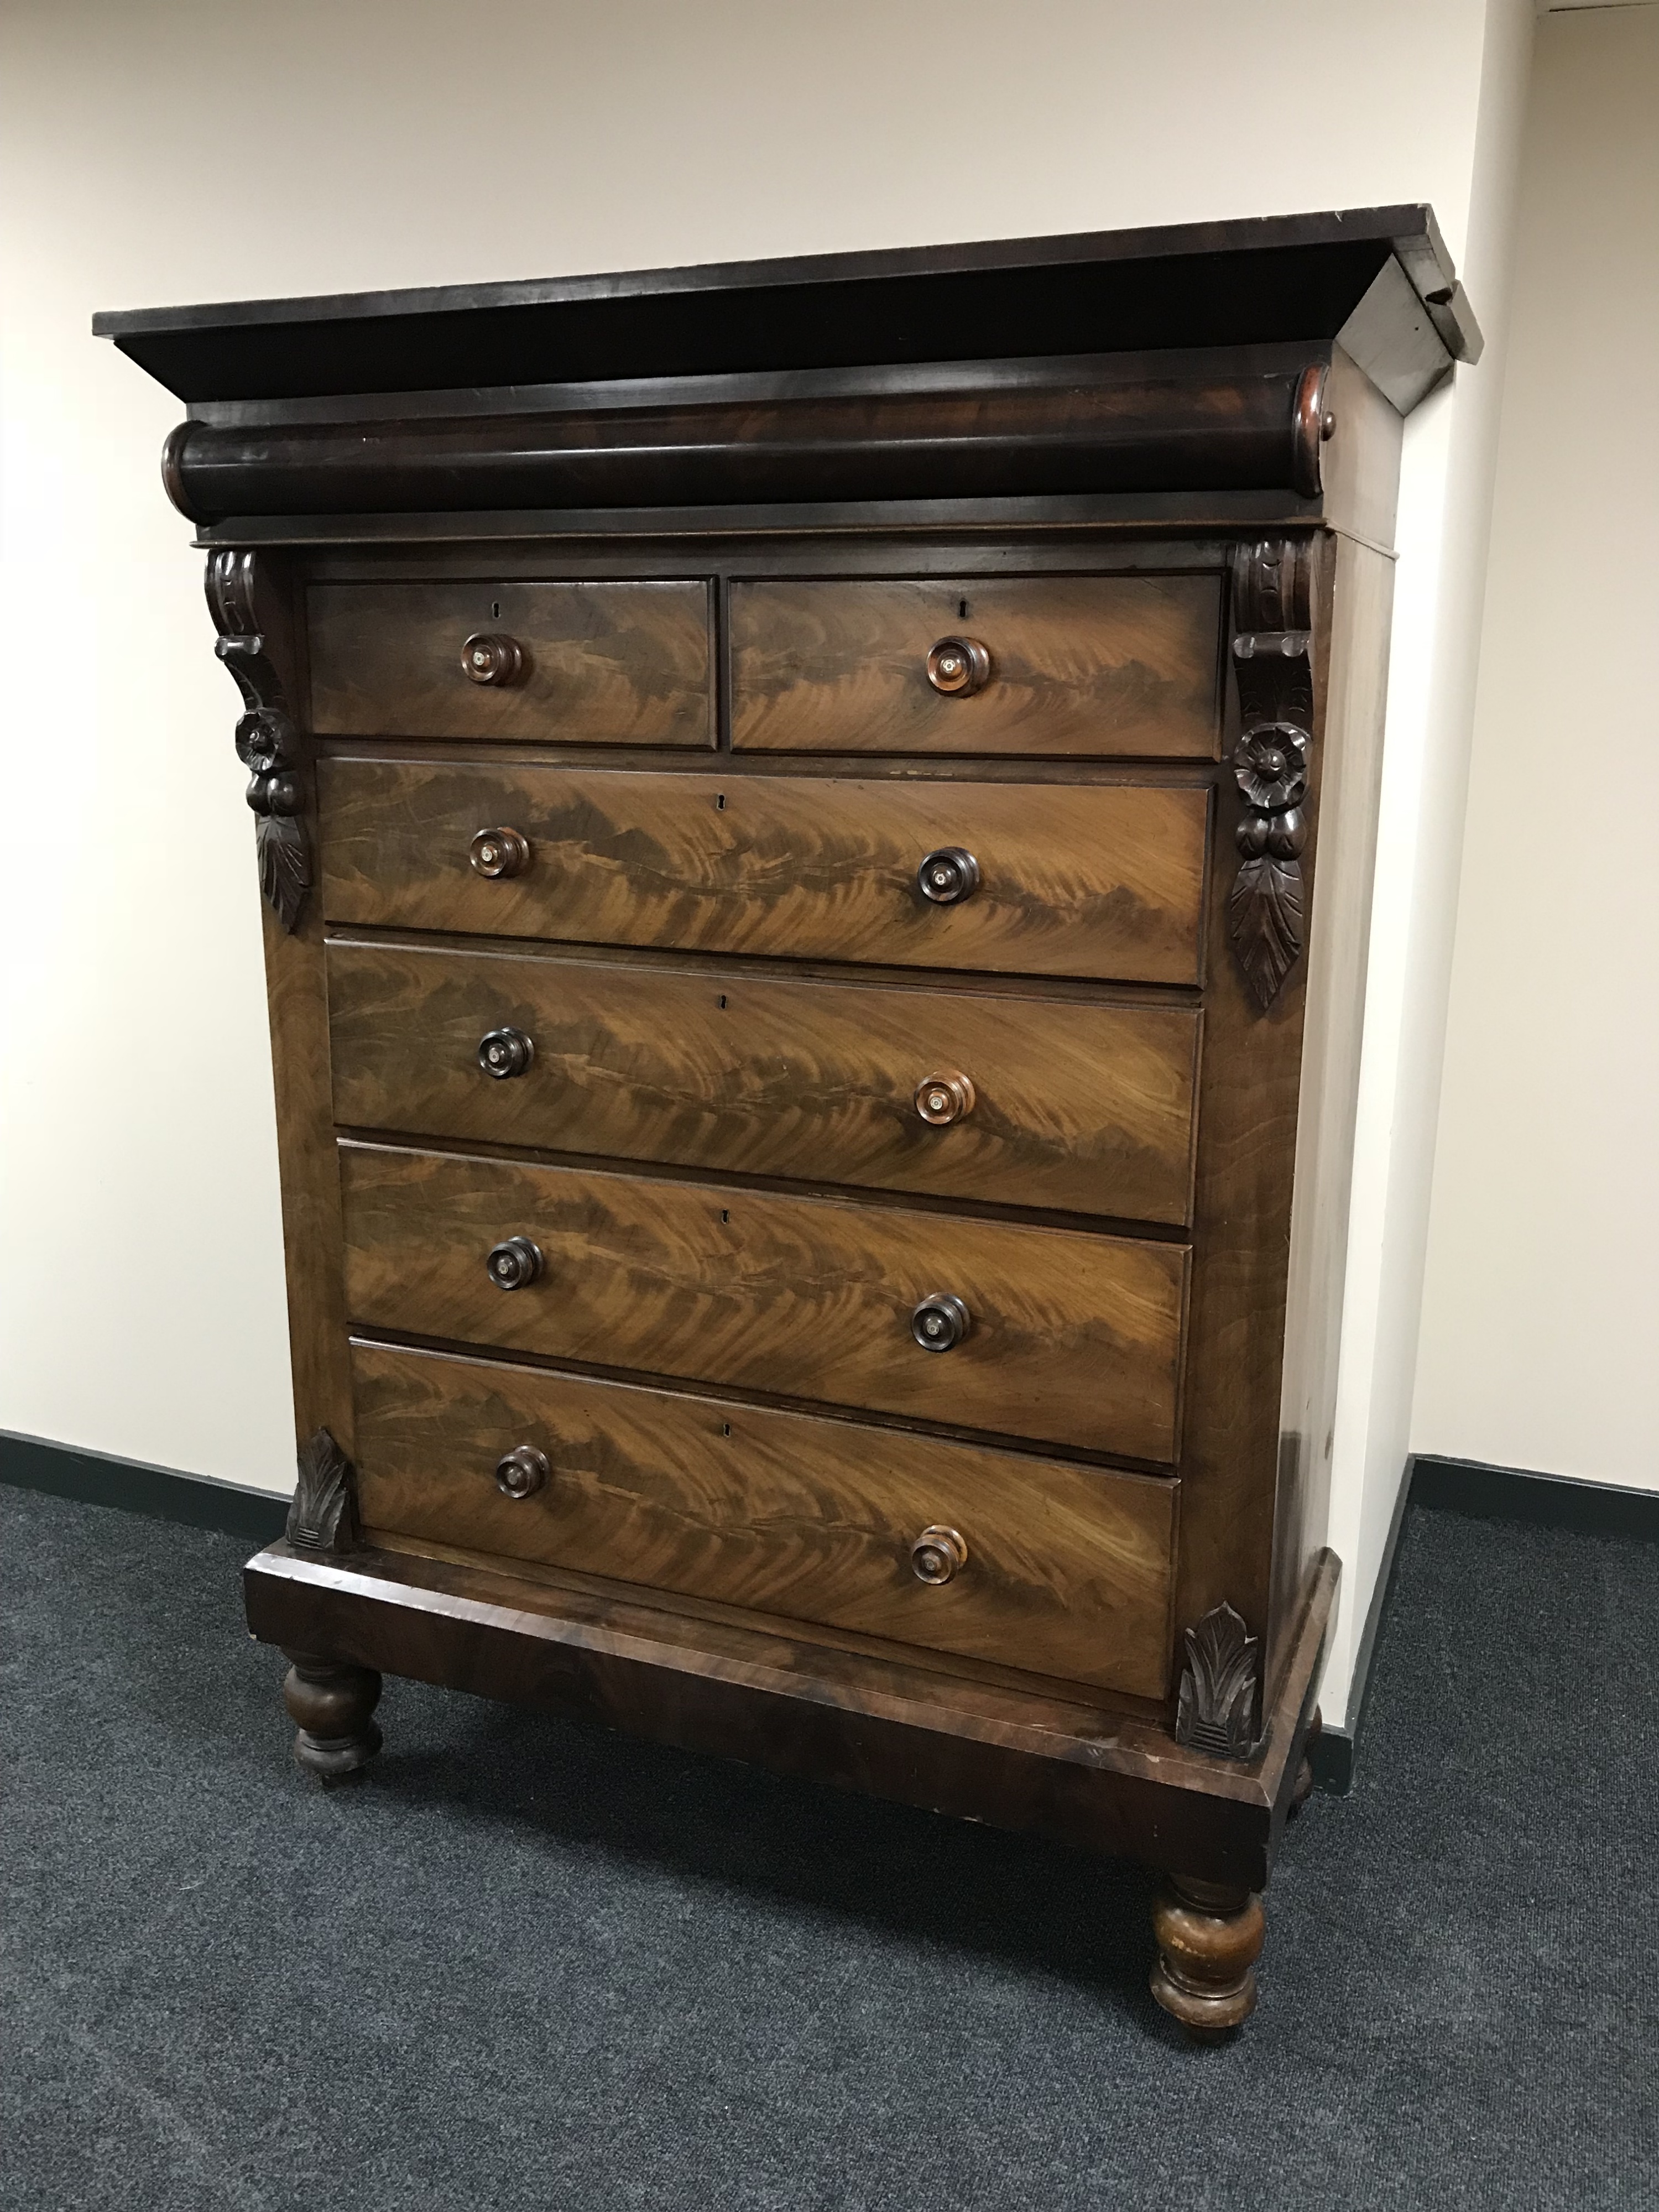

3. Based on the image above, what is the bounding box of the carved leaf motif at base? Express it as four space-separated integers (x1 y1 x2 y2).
1173 1602 1260 1760
1228 852 1305 1009
257 813 311 933
286 1428 359 1554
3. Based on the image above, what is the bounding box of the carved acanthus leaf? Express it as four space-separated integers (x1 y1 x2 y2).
286 1428 359 1555
256 813 311 932
1227 539 1316 1011
1173 1602 1260 1760
205 548 311 934
1228 852 1306 1011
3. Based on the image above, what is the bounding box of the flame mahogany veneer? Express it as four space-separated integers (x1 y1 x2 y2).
101 208 1473 2035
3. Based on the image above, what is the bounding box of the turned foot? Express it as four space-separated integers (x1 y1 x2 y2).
1150 1877 1265 2037
281 1649 383 1781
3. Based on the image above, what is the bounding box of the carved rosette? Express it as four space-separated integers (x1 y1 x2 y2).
285 1428 360 1554
1173 1602 1260 1760
1228 539 1316 1010
205 547 311 931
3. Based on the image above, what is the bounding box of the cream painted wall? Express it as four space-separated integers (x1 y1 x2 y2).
1413 4 1659 1488
0 0 1533 1724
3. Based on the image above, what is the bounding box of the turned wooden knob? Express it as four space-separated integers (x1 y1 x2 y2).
914 1070 975 1126
916 847 979 905
478 1026 534 1079
469 825 531 878
486 1235 543 1291
494 1444 550 1498
910 1291 970 1352
461 632 524 686
926 637 991 696
469 825 531 879
911 1525 968 1584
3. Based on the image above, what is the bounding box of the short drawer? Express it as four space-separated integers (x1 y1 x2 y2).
730 575 1221 757
340 1142 1189 1462
307 580 713 745
317 761 1210 986
326 941 1201 1226
350 1339 1178 1698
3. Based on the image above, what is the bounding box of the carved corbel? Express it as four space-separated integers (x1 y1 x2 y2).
285 1428 360 1554
1172 1602 1260 1760
205 547 311 931
1227 539 1316 1010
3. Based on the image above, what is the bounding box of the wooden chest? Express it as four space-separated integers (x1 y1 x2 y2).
100 207 1479 2034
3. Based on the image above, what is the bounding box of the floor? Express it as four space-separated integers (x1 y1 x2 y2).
4 1481 1655 2211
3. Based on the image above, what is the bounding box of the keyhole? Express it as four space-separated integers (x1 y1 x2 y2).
716 792 726 810
491 601 500 619
722 1423 731 1437
717 994 727 1009
721 1209 731 1223
958 598 968 619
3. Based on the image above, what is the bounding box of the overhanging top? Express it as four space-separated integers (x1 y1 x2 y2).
95 205 1480 408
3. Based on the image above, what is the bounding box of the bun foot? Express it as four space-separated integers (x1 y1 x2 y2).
281 1650 383 1781
1150 1877 1265 2036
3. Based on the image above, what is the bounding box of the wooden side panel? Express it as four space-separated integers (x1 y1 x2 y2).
316 761 1211 985
1267 534 1397 1687
731 573 1222 757
1168 536 1331 1672
222 555 357 1464
338 1142 1190 1461
349 1340 1177 1697
307 580 714 744
325 941 1202 1225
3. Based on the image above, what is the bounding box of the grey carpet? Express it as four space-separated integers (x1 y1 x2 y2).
3 1481 1655 2211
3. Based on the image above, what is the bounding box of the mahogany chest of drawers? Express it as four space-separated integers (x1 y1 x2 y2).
100 207 1479 2034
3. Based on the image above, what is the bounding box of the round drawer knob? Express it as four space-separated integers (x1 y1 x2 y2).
486 1235 544 1291
914 1071 975 1126
911 1525 968 1585
469 826 531 879
495 1444 550 1499
478 1026 534 1080
910 1291 971 1353
461 633 524 686
926 637 991 697
916 847 979 905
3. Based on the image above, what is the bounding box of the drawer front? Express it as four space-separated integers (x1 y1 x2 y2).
340 1144 1188 1461
730 576 1220 757
327 942 1201 1226
317 762 1210 985
307 580 713 745
351 1340 1177 1698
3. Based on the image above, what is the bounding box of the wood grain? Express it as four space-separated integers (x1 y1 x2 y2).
325 940 1202 1225
1169 533 1329 1686
348 1339 1176 1696
239 554 358 1460
731 575 1220 757
317 761 1211 985
243 1542 1340 1890
338 1141 1190 1460
307 580 713 744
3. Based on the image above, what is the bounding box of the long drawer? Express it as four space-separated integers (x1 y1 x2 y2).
307 580 714 744
350 1339 1178 1698
326 940 1202 1225
340 1142 1189 1462
317 762 1211 985
730 574 1222 757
